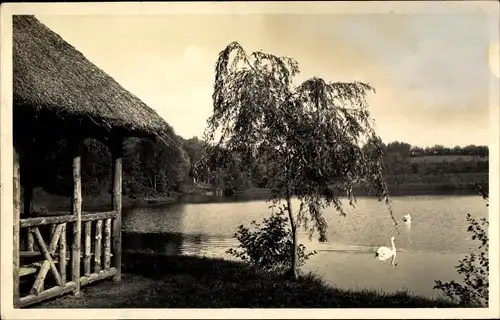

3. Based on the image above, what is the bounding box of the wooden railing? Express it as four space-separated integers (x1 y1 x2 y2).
17 211 118 308
13 136 124 308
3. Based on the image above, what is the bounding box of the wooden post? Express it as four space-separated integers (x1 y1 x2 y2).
111 137 123 282
94 220 102 273
13 147 21 308
21 143 34 251
103 219 111 270
59 223 67 284
24 184 34 251
71 139 82 295
84 221 91 276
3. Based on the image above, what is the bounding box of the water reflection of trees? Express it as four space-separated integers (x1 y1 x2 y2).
179 193 270 205
122 202 231 256
189 234 204 255
122 232 226 257
122 202 185 233
122 202 187 256
187 233 231 256
123 232 184 256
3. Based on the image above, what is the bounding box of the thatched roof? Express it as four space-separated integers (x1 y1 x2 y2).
13 15 175 142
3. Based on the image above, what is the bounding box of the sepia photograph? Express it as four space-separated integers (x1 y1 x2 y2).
0 1 499 319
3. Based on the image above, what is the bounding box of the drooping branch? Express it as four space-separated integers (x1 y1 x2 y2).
201 41 397 241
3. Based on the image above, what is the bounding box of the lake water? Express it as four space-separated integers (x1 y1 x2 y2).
121 194 488 299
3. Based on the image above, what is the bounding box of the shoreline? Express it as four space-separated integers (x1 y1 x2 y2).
180 184 487 204
27 182 487 213
31 254 467 308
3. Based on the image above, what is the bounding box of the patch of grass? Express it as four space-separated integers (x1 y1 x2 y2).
34 253 468 308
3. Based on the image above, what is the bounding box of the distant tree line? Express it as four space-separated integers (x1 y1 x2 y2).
381 141 489 158
27 134 488 198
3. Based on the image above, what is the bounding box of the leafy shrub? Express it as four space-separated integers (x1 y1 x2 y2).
434 214 489 307
226 205 317 273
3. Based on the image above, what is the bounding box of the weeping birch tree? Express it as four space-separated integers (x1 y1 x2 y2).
198 42 396 279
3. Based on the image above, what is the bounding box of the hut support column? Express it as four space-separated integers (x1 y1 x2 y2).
24 184 34 251
13 147 21 308
22 150 34 251
71 139 83 295
111 137 123 282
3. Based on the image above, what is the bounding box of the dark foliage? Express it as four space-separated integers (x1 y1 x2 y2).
226 206 317 273
27 133 489 204
434 185 489 307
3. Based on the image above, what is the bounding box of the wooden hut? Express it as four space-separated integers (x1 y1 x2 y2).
12 15 176 308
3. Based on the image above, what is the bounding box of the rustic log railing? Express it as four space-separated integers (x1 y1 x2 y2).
13 137 123 308
17 211 118 308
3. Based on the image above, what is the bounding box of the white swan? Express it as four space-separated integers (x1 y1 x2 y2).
403 213 412 222
374 236 397 266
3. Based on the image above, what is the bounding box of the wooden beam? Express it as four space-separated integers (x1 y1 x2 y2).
80 267 117 287
20 251 93 260
51 224 56 239
31 227 63 292
111 137 123 282
13 146 21 308
31 261 50 296
30 225 64 295
20 211 116 228
20 267 38 277
71 139 82 296
19 281 77 308
21 215 76 228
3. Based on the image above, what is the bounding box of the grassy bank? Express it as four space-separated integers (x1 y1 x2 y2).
34 253 465 308
230 173 488 201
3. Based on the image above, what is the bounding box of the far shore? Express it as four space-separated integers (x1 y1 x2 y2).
24 180 488 214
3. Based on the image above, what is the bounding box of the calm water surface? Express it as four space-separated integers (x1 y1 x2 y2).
122 195 488 299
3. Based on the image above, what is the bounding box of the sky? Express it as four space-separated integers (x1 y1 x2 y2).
35 12 498 148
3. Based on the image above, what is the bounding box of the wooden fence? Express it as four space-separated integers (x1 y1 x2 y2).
17 211 119 308
13 137 123 308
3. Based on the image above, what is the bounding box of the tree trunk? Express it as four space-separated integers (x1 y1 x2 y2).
286 194 298 281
